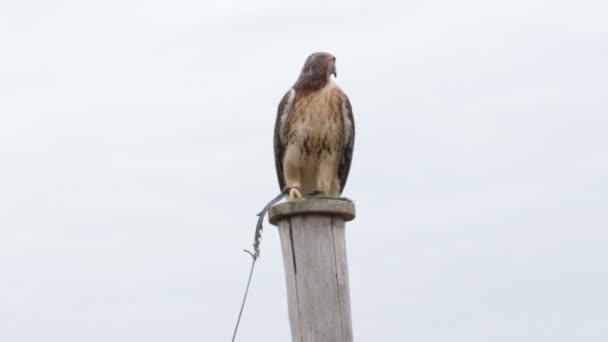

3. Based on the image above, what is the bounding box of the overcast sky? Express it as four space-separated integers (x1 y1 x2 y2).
1 0 607 341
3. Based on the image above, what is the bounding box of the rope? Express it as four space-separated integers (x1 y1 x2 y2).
231 257 256 342
231 190 287 342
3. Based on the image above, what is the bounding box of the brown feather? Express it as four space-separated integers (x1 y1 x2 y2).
273 90 294 191
338 96 355 192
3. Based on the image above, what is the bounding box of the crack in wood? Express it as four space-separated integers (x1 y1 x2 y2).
289 220 305 341
289 224 297 274
330 217 346 341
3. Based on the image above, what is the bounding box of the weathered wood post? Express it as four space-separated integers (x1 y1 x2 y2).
269 198 356 342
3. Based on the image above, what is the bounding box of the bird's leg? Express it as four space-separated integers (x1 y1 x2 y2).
316 160 337 196
283 149 303 201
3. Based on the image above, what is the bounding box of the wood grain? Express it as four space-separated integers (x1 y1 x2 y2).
274 199 355 342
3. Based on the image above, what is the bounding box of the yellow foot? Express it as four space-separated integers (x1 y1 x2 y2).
288 188 303 201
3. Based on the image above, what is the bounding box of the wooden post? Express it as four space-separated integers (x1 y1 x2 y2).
269 199 356 342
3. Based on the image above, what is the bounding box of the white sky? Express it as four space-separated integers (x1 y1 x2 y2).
1 0 607 341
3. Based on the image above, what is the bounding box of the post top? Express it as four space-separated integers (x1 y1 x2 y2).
268 198 356 225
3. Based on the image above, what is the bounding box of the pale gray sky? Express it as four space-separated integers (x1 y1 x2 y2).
1 0 607 341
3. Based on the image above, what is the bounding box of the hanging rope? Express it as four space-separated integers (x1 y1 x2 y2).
231 190 287 342
230 257 256 342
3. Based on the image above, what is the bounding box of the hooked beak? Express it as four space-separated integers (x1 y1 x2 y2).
331 65 337 78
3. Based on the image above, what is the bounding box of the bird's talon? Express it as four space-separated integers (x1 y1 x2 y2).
288 188 303 201
304 190 323 197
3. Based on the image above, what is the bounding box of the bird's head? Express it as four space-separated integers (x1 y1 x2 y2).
295 52 337 90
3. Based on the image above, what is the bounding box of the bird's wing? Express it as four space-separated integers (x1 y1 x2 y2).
273 88 296 191
338 95 355 193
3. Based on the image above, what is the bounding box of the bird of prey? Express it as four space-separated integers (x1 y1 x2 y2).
274 52 355 200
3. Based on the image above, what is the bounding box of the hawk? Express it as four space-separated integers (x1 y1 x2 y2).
274 52 355 200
